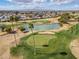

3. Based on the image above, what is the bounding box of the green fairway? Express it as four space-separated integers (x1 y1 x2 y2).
10 24 79 59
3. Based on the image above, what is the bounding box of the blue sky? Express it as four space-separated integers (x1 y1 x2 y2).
0 0 79 10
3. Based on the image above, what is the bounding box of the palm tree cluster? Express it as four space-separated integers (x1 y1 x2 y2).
9 15 20 22
58 13 71 24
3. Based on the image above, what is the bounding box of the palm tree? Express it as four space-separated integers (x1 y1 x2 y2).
28 23 36 56
10 15 17 46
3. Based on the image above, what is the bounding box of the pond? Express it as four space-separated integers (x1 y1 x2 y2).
24 23 60 31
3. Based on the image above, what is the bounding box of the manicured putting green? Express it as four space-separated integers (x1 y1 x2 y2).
26 34 53 48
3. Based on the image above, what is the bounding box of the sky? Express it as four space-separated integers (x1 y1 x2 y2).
0 0 79 10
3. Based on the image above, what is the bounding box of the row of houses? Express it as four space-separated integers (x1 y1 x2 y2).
0 10 79 21
0 11 57 21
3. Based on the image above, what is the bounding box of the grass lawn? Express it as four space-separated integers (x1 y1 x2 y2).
10 24 79 59
26 34 53 48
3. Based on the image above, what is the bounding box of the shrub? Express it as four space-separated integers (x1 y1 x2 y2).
19 26 26 32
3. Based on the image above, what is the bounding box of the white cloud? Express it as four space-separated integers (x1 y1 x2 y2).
7 0 33 4
7 0 74 5
0 5 18 10
33 0 45 3
51 0 74 5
